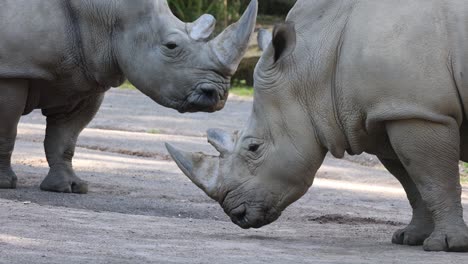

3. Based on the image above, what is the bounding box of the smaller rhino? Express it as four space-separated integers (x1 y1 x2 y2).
0 0 257 193
167 0 468 252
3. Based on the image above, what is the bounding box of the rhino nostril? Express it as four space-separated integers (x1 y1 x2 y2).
200 87 219 101
185 86 224 111
231 204 247 221
234 209 246 219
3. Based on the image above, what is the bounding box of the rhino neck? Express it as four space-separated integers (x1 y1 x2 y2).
66 0 125 89
298 84 349 159
284 0 356 158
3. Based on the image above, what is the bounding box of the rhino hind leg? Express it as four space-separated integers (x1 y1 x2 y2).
41 93 105 194
386 119 468 252
378 157 434 245
0 79 29 189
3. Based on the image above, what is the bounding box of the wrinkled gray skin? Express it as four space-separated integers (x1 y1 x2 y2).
0 0 257 193
167 0 468 252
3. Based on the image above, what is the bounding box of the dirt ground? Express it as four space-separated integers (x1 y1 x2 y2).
1 89 467 263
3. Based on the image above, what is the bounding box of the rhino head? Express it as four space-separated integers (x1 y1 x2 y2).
115 0 258 113
166 23 329 228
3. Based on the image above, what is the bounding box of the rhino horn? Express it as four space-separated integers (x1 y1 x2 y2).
188 14 217 41
207 128 234 156
210 0 258 74
165 143 220 201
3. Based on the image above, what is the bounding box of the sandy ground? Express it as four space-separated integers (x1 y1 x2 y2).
1 89 467 263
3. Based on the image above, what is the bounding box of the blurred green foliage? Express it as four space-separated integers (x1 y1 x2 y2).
231 80 254 97
168 0 296 25
168 0 249 30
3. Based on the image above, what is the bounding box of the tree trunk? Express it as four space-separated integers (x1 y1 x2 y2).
259 0 296 15
224 0 228 28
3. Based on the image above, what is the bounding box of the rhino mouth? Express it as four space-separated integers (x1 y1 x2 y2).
226 203 282 229
179 83 228 113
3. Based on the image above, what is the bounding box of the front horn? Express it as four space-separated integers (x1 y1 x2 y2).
165 143 220 201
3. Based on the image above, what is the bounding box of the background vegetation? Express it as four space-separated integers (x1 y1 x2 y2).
168 0 295 27
168 0 249 31
259 0 296 16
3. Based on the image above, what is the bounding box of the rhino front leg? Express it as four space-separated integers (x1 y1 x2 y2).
386 119 468 252
378 157 434 245
0 79 28 189
41 94 104 194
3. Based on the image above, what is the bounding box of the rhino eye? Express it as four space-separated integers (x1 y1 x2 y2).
165 42 178 50
248 144 260 152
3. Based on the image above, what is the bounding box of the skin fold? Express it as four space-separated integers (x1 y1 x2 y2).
167 0 468 252
0 0 257 193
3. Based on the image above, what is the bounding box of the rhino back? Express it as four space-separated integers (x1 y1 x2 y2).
339 1 466 126
342 0 461 154
0 0 73 80
285 0 468 154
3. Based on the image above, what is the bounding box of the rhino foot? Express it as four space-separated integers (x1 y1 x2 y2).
392 224 432 246
40 165 88 194
423 227 468 252
0 167 17 189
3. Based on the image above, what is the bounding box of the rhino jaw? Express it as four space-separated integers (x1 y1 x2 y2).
165 143 220 201
210 0 258 74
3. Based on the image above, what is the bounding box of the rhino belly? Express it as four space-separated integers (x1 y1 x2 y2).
448 4 468 121
22 87 41 115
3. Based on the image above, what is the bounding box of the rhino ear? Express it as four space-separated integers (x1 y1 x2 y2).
271 22 296 63
188 14 216 41
207 128 234 156
257 29 272 51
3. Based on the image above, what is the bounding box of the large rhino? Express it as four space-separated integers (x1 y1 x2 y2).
167 0 468 252
0 0 257 193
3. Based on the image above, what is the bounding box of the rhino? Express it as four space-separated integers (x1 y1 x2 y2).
166 0 468 252
0 0 257 193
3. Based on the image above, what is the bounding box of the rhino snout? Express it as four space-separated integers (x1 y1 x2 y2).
183 85 227 113
227 203 281 229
